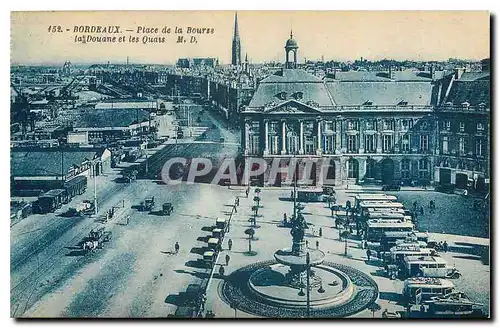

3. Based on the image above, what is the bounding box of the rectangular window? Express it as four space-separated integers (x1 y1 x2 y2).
366 120 375 130
305 136 316 154
324 121 334 132
418 158 429 179
383 135 393 153
459 121 465 132
401 134 410 152
324 135 336 154
477 122 484 131
383 120 394 130
271 135 279 154
446 121 451 130
347 135 357 153
401 120 409 131
401 160 411 179
459 137 465 156
365 134 376 153
442 136 449 154
419 135 429 152
251 135 260 154
476 139 484 157
347 120 359 131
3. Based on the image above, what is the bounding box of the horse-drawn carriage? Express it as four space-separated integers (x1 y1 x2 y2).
81 227 112 253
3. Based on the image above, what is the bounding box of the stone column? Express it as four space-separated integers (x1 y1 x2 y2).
341 120 347 152
335 119 342 154
358 157 367 181
281 120 287 155
316 120 323 156
394 119 400 153
434 166 440 184
359 119 365 154
299 120 304 155
244 119 250 155
376 119 382 153
263 120 269 155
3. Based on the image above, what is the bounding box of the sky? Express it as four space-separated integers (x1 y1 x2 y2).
10 11 490 65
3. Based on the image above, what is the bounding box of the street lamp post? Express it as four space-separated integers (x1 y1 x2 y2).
93 168 98 215
306 252 311 318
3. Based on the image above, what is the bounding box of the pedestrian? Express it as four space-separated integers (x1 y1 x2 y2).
361 239 365 250
219 265 225 277
234 205 237 213
245 188 249 198
420 206 424 216
218 243 223 253
335 217 339 229
316 240 319 250
306 240 309 248
225 254 230 266
228 239 233 251
413 201 418 211
175 241 180 254
319 227 323 237
382 309 388 318
366 249 371 261
443 241 448 253
291 191 294 199
283 213 287 224
236 197 240 206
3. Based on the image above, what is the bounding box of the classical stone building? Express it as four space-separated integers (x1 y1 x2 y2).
433 68 490 191
240 34 490 190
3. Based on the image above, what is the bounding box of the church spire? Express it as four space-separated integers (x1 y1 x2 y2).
231 11 241 66
234 12 240 38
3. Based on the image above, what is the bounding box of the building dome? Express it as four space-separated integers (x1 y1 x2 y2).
285 31 298 49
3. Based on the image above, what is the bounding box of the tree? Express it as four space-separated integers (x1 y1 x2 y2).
244 228 255 252
367 302 382 318
251 205 259 227
253 196 261 207
340 230 350 256
330 205 339 217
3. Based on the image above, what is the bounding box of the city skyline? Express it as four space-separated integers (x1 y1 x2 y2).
11 11 490 65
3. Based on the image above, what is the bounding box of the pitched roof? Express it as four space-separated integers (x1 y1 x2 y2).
326 70 445 82
11 148 100 177
260 69 321 83
326 81 435 106
458 72 490 82
73 109 150 128
446 80 490 106
248 82 334 108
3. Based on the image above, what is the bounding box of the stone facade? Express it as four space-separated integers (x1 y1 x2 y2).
240 34 490 190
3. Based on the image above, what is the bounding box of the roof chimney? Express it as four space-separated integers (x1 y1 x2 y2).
389 66 395 80
430 65 436 81
454 67 465 80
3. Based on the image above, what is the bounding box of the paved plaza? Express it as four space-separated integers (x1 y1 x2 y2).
203 187 490 318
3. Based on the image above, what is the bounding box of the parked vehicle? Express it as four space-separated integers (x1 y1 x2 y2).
382 183 401 191
403 277 455 304
215 217 227 229
162 202 173 215
202 250 215 268
427 292 484 317
207 238 220 251
402 256 461 279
